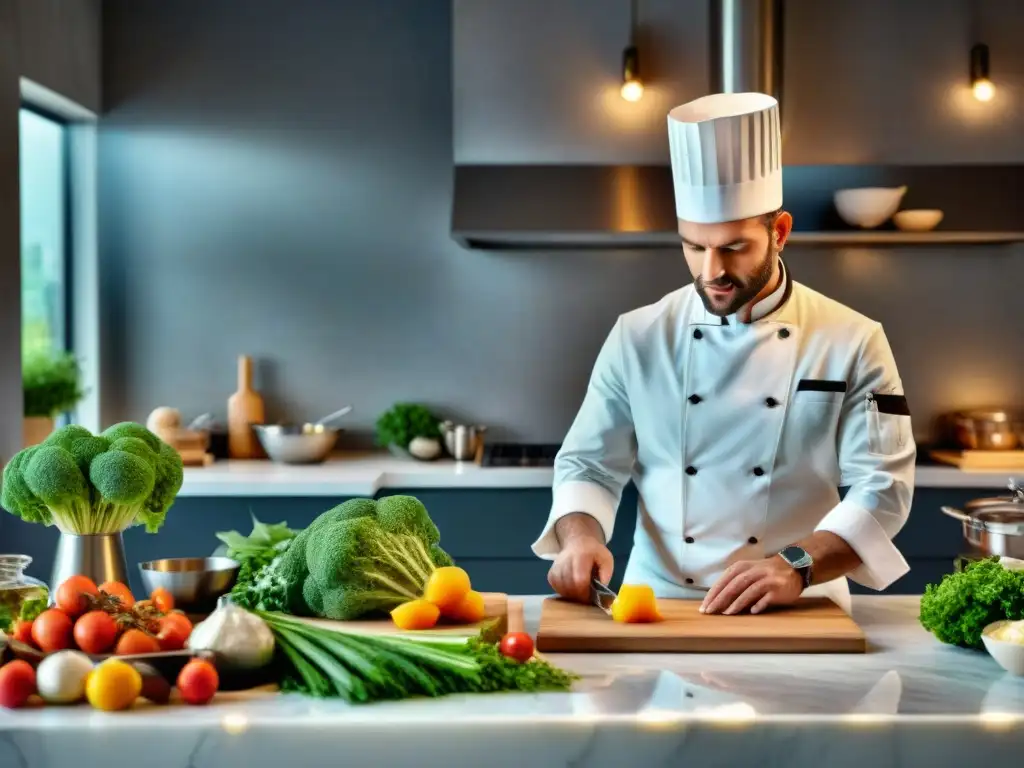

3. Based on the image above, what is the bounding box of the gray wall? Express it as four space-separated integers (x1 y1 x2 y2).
0 0 101 466
98 0 1024 446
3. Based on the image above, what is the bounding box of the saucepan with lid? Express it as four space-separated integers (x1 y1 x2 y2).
941 479 1024 559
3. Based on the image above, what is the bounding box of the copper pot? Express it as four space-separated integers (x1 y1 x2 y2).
953 409 1022 450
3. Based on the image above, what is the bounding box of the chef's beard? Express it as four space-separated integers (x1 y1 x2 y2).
694 245 776 317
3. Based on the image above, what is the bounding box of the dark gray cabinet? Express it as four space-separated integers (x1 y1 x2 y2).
1 484 978 598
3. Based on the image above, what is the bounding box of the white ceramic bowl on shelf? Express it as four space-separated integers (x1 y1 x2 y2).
981 620 1024 676
893 209 944 232
833 186 907 228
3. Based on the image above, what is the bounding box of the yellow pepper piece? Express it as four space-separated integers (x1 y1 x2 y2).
610 584 662 623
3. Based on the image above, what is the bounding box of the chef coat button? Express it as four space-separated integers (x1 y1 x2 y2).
685 578 694 585
688 394 702 404
765 396 779 408
685 465 698 476
778 328 790 339
752 466 765 477
685 536 695 544
693 329 703 340
748 536 759 545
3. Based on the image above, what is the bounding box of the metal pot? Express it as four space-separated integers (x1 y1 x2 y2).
953 409 1022 450
941 479 1024 559
439 421 487 462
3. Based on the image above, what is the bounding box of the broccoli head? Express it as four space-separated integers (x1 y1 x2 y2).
0 422 184 534
235 495 454 621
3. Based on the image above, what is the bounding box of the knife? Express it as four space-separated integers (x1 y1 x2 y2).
589 569 616 616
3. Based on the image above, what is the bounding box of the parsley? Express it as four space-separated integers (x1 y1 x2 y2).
919 558 1024 649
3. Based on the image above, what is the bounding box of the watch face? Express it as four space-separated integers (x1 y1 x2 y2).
781 546 812 568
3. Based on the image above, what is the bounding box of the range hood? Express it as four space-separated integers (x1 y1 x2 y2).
451 0 784 250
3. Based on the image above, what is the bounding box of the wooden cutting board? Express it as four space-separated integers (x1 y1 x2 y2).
292 592 509 639
929 449 1024 470
536 596 866 653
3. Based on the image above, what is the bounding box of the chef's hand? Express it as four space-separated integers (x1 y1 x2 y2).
699 556 803 615
547 539 614 604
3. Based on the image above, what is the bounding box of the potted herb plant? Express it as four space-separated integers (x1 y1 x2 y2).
375 403 442 460
22 351 85 447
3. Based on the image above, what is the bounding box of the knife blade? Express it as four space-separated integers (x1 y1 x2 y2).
590 571 616 616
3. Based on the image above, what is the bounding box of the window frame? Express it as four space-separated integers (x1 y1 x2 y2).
19 76 101 434
19 102 75 361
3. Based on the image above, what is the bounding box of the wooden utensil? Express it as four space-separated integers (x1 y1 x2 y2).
227 355 265 459
536 596 866 653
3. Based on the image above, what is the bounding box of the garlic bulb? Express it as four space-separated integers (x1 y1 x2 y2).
186 596 275 670
409 437 441 460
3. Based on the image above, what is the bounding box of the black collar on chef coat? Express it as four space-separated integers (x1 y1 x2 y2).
714 256 793 326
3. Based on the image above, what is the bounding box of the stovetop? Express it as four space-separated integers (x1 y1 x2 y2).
481 442 560 467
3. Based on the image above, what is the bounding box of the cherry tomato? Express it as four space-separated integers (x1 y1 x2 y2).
54 575 99 618
0 660 36 709
177 658 219 705
98 581 135 610
150 587 174 614
155 612 193 651
115 628 161 656
10 620 34 646
31 609 73 653
498 632 534 663
74 610 120 654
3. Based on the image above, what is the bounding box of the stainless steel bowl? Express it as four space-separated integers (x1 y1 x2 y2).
253 423 340 464
138 556 240 614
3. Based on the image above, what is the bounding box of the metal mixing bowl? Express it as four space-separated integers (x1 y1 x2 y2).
138 556 240 614
253 423 340 464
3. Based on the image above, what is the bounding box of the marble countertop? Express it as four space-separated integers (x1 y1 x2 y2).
177 452 1021 496
2 596 1023 766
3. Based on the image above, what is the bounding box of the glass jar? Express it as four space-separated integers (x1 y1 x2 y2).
0 554 49 628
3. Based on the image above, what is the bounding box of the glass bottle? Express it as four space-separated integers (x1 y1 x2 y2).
0 555 49 628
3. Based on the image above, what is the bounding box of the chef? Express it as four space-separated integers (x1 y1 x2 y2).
531 91 916 616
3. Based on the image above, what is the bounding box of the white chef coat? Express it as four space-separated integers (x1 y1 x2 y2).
532 259 916 614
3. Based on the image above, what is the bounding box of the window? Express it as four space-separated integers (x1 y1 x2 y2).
19 107 69 360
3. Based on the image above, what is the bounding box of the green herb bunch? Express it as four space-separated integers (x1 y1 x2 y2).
257 611 578 704
919 557 1024 649
23 351 85 418
374 403 440 449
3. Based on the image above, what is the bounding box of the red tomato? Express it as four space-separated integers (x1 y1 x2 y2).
31 609 73 653
10 620 34 646
98 581 135 610
150 587 174 614
177 659 219 705
54 575 99 618
73 610 120 654
498 632 534 663
115 628 161 656
0 660 36 709
156 612 193 651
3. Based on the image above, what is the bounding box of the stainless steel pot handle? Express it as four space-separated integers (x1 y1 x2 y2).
941 506 972 523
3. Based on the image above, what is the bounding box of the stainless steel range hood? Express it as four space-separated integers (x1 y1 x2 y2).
451 0 784 250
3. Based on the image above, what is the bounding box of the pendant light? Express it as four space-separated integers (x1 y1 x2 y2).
970 43 994 102
620 0 643 102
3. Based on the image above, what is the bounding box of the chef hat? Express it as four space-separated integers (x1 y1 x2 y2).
667 92 782 224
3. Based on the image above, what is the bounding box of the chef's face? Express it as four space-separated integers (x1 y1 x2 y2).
678 211 793 318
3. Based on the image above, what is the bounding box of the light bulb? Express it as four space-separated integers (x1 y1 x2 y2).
621 78 644 102
973 77 995 102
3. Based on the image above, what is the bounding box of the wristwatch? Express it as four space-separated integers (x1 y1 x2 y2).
777 545 813 589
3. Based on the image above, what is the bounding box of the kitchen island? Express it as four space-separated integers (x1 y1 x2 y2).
1 596 1022 767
